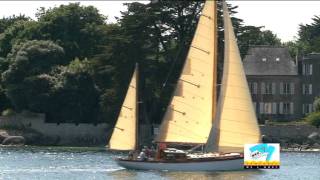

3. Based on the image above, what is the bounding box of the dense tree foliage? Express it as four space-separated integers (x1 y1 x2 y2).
0 2 283 124
285 16 320 57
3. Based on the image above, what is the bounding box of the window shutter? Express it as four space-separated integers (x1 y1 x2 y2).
309 84 313 95
290 102 294 114
302 84 305 95
261 82 265 94
280 82 284 95
272 83 276 95
302 104 305 114
279 102 284 114
272 102 277 114
254 82 258 94
253 102 257 113
310 64 313 75
259 102 264 114
290 83 294 95
302 64 305 75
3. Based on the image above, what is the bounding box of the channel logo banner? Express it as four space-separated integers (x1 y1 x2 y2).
244 143 280 169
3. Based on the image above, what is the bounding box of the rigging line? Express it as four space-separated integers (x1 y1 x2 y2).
122 106 133 111
160 42 185 89
113 126 136 134
179 78 200 88
114 126 124 131
201 14 212 20
191 45 210 54
170 107 186 115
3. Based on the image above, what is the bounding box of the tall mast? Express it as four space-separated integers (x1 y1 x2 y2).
135 63 139 151
212 1 218 122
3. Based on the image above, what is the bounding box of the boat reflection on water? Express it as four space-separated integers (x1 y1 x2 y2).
110 169 265 180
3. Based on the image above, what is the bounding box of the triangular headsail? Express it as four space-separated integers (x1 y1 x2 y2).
156 1 218 144
205 2 261 153
108 64 138 151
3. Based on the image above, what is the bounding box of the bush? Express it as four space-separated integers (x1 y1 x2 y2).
2 108 16 116
305 112 320 128
313 96 320 112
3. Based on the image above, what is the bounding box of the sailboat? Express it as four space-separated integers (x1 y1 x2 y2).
115 1 261 171
107 63 139 151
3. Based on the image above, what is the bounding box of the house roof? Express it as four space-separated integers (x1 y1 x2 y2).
303 53 320 61
243 46 298 76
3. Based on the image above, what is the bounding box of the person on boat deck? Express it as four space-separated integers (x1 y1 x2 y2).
144 146 152 158
128 150 134 160
137 149 147 161
156 143 167 160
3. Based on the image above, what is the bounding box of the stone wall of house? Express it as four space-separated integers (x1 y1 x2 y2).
260 124 319 138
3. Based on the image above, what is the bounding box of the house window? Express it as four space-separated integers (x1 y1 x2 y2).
259 102 277 114
283 83 290 94
302 64 313 75
302 84 312 95
279 102 294 114
280 82 295 95
249 82 258 94
261 82 275 95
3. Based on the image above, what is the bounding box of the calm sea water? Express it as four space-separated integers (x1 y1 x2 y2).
0 146 319 180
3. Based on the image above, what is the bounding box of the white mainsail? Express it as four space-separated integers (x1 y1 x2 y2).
205 2 261 153
108 64 138 151
156 1 217 144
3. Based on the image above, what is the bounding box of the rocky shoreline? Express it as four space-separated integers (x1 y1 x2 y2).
262 131 320 152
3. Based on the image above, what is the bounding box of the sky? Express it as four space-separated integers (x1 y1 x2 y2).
0 1 319 42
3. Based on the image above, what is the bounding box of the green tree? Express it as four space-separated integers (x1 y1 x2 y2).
48 59 100 123
0 20 41 57
2 40 65 112
297 15 320 54
306 112 320 128
238 26 281 57
313 97 320 112
36 3 108 60
0 15 30 33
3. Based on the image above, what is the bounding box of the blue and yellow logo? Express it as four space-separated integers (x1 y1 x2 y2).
244 143 280 169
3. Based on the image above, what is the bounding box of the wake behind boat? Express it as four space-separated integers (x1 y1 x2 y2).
108 0 261 171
